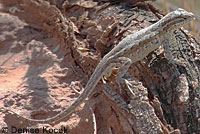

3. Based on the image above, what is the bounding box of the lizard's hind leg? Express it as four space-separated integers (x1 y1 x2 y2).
114 57 133 94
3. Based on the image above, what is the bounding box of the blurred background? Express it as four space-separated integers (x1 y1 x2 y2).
153 0 200 40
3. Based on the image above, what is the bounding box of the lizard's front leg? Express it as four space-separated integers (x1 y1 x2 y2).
163 36 181 77
163 37 176 64
163 33 180 66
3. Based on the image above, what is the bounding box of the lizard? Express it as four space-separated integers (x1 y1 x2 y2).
1 8 195 124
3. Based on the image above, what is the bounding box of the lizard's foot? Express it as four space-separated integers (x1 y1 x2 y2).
69 81 82 95
117 78 135 95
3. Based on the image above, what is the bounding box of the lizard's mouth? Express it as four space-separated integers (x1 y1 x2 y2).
188 16 195 21
177 13 195 25
185 12 195 21
166 15 195 32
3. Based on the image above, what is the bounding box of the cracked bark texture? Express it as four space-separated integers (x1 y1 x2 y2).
1 0 200 134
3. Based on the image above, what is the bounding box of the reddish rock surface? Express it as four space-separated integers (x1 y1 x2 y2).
0 8 95 134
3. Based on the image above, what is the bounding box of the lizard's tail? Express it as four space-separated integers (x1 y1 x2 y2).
6 60 107 124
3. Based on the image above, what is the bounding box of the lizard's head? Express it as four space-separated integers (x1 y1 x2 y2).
162 8 195 31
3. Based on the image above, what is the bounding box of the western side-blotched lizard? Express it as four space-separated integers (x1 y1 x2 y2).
2 8 195 124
